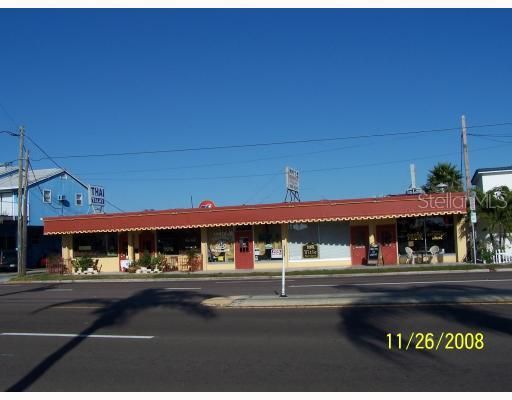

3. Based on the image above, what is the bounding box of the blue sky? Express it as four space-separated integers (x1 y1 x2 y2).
1 9 511 212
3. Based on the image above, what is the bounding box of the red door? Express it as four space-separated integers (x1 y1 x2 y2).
235 229 254 269
350 225 369 265
139 231 155 255
376 224 398 265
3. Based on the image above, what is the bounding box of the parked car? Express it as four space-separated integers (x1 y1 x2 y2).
0 249 17 271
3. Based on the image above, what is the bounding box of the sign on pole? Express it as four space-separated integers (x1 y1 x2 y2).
470 211 477 224
284 167 300 202
286 167 299 192
469 196 476 212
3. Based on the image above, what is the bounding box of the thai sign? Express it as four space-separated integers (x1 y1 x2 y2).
89 185 105 206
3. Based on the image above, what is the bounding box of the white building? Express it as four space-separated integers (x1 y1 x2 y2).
471 165 512 254
471 166 512 192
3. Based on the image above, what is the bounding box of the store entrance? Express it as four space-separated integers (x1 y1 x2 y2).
350 225 369 265
235 228 254 269
139 231 155 255
376 224 398 265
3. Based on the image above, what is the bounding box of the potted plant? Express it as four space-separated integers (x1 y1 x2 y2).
71 256 97 275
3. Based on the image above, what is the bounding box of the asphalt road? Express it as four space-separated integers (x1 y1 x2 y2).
1 271 512 391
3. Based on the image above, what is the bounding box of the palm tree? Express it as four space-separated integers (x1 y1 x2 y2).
423 162 464 193
476 186 512 251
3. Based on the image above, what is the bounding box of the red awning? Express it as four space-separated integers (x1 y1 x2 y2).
44 193 466 235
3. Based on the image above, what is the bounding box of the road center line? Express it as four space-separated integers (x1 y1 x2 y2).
164 287 201 290
0 332 154 339
215 280 295 284
290 278 512 288
45 289 73 292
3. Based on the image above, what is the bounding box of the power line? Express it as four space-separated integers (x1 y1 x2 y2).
30 122 512 161
105 200 125 213
62 128 487 178
0 102 19 129
73 141 367 177
87 142 512 183
24 134 126 213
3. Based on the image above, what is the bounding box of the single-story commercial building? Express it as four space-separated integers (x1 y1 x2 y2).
43 192 468 272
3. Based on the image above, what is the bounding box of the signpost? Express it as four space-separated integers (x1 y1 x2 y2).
280 247 287 297
469 194 477 263
284 167 300 202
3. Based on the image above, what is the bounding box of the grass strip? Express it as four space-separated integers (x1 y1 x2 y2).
8 263 511 282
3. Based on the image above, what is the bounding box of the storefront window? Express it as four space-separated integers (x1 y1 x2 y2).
157 229 201 255
254 224 282 261
397 216 455 255
207 227 234 263
288 222 350 260
73 233 118 257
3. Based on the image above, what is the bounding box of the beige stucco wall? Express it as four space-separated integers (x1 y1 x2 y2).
93 257 119 273
254 261 284 270
201 228 208 271
455 214 468 262
206 263 236 271
288 259 352 268
61 234 72 261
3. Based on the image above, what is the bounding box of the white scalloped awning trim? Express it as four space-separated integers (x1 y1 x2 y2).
44 210 465 235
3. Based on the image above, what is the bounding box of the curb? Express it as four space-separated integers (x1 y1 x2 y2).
202 294 512 308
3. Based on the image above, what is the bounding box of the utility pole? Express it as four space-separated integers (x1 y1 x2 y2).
16 126 25 277
462 115 471 198
462 115 477 264
21 149 29 276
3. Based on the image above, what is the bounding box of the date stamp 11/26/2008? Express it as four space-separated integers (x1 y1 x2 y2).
386 332 485 351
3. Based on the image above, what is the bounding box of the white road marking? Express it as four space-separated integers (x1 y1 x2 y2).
215 280 295 284
290 278 512 288
45 289 73 292
164 287 201 290
0 332 153 339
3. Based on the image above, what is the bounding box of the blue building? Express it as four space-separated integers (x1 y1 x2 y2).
0 164 95 267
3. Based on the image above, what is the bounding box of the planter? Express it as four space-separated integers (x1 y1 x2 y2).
73 269 99 275
136 267 161 274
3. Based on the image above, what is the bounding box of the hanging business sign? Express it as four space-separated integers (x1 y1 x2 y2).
302 242 318 258
286 167 299 192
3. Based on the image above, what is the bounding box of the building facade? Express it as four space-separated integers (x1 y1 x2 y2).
471 166 512 193
0 166 92 266
44 193 468 272
471 165 512 252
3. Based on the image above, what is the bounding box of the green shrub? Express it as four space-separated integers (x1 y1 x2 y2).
71 256 95 272
129 253 169 272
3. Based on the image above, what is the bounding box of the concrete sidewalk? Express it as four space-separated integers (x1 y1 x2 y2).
202 291 512 308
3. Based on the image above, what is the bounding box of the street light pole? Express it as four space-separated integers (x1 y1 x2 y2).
17 126 25 277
